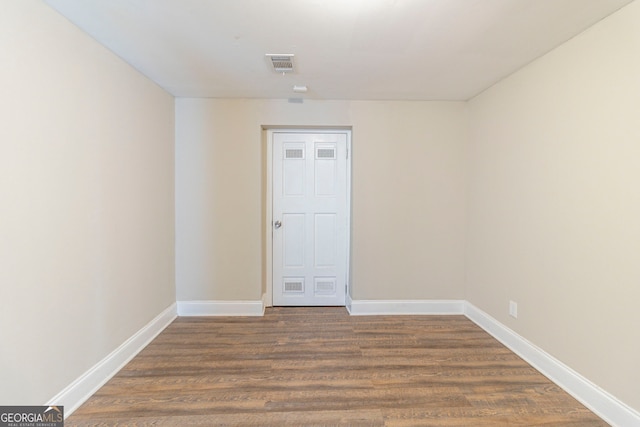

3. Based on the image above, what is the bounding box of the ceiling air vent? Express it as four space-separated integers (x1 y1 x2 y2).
266 53 294 73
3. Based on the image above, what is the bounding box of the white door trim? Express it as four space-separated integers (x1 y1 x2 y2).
264 128 351 307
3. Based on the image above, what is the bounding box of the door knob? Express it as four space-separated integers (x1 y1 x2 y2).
274 220 282 229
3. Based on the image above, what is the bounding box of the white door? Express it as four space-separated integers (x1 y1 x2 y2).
272 131 349 306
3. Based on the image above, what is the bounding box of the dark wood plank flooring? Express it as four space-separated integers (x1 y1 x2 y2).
67 307 608 426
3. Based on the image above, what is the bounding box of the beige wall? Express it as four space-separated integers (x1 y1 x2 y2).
467 0 640 411
0 1 175 404
175 99 468 301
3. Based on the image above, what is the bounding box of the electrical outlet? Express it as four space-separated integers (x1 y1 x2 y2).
509 300 518 318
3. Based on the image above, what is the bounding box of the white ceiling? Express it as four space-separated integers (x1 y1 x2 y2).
44 0 634 101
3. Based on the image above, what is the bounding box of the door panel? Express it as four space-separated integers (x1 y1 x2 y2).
314 142 337 196
315 214 336 267
283 213 305 267
273 132 348 306
283 142 306 196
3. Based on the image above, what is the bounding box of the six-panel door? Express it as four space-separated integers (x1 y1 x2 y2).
272 132 348 306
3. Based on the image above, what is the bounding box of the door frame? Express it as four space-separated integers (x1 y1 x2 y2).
264 127 352 307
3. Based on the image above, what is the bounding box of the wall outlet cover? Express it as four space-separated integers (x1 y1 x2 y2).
509 300 518 318
509 301 518 319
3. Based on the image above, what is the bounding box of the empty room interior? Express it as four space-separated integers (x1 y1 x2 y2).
2 0 640 425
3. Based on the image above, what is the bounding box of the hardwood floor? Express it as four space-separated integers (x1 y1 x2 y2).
67 307 608 426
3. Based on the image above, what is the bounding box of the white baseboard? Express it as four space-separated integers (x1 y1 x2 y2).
46 303 177 418
177 300 264 316
348 299 465 315
464 302 640 427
